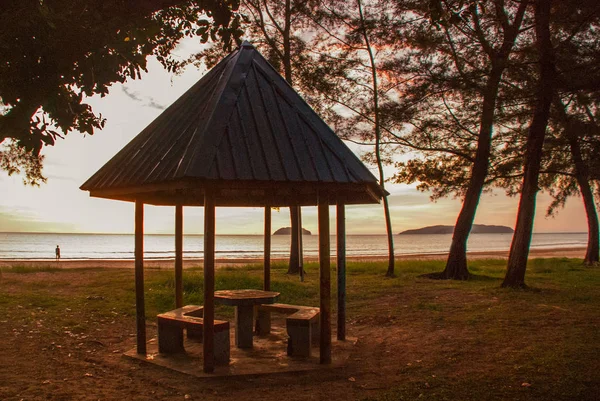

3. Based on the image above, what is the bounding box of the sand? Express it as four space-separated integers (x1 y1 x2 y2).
0 246 587 269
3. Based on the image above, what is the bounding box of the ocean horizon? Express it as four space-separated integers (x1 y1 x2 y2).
0 231 588 261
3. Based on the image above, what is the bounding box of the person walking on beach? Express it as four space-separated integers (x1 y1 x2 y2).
55 245 61 261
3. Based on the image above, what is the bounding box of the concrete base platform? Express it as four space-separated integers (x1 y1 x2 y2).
124 323 357 377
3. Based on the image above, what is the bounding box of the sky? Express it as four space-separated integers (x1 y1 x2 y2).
0 40 589 235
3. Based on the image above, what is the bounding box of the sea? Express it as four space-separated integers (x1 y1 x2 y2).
0 232 588 261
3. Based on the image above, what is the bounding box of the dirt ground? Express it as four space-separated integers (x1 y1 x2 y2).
0 250 596 401
0 269 431 401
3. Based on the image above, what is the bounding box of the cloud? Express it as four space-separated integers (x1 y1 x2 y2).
121 86 144 102
121 86 166 110
146 99 166 110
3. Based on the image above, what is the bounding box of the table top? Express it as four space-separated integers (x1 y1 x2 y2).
214 289 280 306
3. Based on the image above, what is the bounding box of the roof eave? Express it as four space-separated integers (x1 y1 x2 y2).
84 179 382 207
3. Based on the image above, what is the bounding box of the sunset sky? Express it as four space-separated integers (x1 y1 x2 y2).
0 40 589 235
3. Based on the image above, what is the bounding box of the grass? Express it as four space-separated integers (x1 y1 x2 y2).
2 264 62 274
0 258 598 400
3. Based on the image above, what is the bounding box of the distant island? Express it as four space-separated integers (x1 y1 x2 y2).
273 227 312 235
399 224 514 235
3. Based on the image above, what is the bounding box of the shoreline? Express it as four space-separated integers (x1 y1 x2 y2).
0 246 586 269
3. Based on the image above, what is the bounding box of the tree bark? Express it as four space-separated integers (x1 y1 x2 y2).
357 0 395 276
554 98 600 266
503 0 555 288
281 0 304 275
383 194 395 276
440 66 504 280
430 1 528 280
568 127 600 265
437 0 529 280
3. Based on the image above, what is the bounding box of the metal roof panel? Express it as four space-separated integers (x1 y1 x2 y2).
81 41 384 205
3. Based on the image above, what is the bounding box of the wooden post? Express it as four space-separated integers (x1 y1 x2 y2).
175 204 183 308
298 206 304 282
318 198 332 364
134 200 146 354
264 206 271 291
203 191 216 373
336 203 346 341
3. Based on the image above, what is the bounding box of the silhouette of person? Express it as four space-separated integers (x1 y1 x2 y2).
55 245 61 261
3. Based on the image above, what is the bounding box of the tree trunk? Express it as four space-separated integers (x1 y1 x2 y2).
357 0 395 276
568 127 600 265
287 206 302 274
439 67 504 280
503 0 555 288
281 0 303 275
554 98 600 266
383 195 396 276
434 1 528 280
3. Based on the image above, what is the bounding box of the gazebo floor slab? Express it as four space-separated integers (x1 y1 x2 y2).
124 324 357 377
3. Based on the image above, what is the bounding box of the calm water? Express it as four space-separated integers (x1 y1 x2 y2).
0 232 587 260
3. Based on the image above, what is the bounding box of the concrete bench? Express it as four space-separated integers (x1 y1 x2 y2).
157 305 230 365
256 303 320 357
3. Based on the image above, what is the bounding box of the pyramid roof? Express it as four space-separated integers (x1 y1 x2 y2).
81 41 384 206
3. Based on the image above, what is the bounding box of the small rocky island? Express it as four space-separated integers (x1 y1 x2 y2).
399 224 513 235
273 227 312 235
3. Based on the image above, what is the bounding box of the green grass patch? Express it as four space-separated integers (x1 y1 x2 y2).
3 264 62 273
0 257 598 401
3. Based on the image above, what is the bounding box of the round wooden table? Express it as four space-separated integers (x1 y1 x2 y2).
214 289 280 348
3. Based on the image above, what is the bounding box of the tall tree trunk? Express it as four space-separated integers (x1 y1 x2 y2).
439 67 504 280
567 126 600 265
554 99 600 266
382 194 395 276
503 0 555 288
435 1 528 280
280 0 303 275
357 0 395 275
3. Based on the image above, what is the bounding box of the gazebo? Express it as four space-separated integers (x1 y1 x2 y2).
80 41 384 373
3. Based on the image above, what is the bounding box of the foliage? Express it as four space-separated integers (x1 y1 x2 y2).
388 0 532 199
0 0 242 180
541 109 600 216
490 0 600 269
381 0 531 280
495 0 600 214
0 140 46 185
180 0 339 107
304 0 400 274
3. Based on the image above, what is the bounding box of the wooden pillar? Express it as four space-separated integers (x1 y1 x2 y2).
298 206 304 282
264 206 271 291
134 200 146 354
203 191 216 373
336 203 346 341
175 204 183 308
318 198 332 364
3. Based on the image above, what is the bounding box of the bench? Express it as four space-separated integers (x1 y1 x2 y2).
157 305 230 365
255 303 320 357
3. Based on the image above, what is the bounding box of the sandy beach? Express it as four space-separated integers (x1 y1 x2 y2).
0 246 586 269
